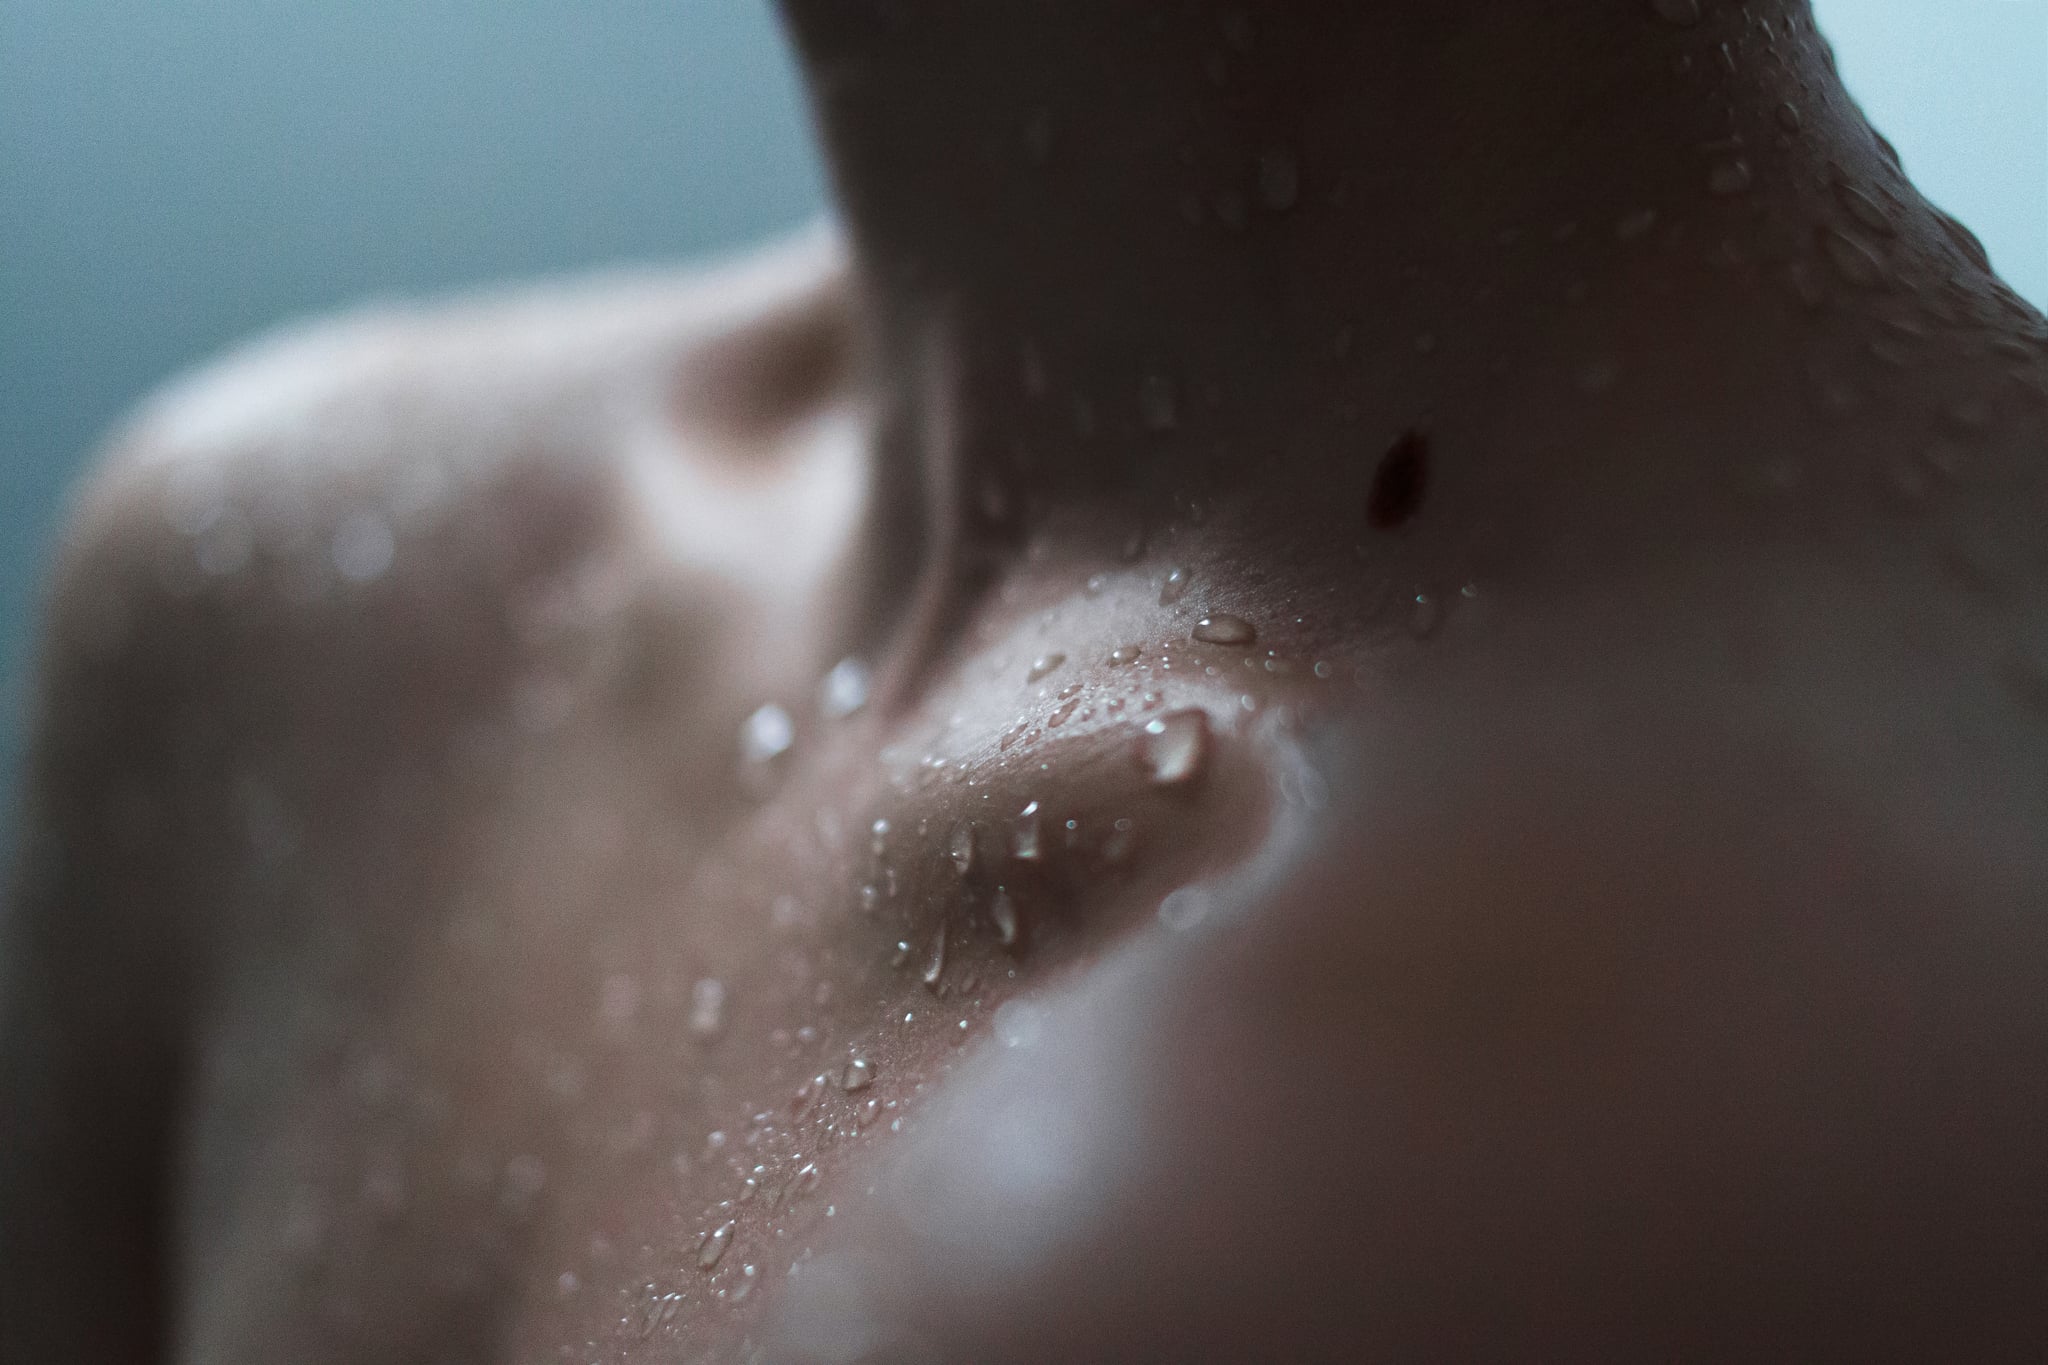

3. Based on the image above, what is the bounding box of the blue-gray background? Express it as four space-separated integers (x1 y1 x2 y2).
3 0 2045 784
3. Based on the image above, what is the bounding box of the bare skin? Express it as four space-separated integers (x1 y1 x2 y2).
7 1 2048 1359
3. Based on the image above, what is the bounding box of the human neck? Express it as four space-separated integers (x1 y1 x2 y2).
784 0 1948 570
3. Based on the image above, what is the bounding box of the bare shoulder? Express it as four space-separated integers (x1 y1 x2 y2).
29 228 869 793
0 229 868 1359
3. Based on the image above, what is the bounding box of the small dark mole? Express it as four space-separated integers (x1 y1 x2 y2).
1367 429 1430 529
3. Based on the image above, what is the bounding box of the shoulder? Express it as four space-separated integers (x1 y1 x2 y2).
0 229 869 1355
29 228 864 759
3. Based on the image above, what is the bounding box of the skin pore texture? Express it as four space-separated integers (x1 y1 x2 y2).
7 0 2048 1359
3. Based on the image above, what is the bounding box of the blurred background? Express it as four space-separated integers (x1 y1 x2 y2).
1 0 2044 791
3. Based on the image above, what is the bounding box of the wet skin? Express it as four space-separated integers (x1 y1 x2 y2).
8 1 2048 1359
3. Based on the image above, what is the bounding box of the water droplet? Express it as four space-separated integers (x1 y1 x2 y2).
697 1221 736 1270
1012 801 1043 861
331 512 395 583
989 888 1020 948
994 997 1045 1048
690 979 727 1038
1139 374 1179 431
819 658 871 718
870 818 891 857
1775 101 1804 133
1022 107 1052 163
1159 567 1192 605
1192 613 1256 646
1027 653 1066 683
1137 710 1212 786
1616 209 1659 242
1312 660 1334 679
1409 591 1444 639
1945 395 1996 434
195 510 254 577
1257 146 1300 211
1819 227 1888 289
1158 886 1212 932
948 822 976 877
1368 430 1431 529
1650 0 1702 24
740 703 796 766
921 923 948 991
840 1056 876 1092
1881 453 1933 509
1108 644 1142 666
1708 158 1753 196
1937 211 1992 272
1576 357 1623 394
1834 181 1896 238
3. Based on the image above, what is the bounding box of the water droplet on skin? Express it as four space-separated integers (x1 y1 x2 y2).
1409 591 1444 639
1882 454 1933 509
1834 181 1896 238
1650 0 1702 24
697 1221 736 1270
1708 159 1753 195
819 658 871 718
1027 653 1066 683
1819 227 1888 289
1137 709 1212 786
1937 211 1992 272
948 822 976 878
1775 101 1804 133
1109 644 1142 666
870 818 891 857
1012 801 1043 861
1783 260 1827 311
195 511 254 577
1158 886 1212 932
1139 374 1179 431
1192 613 1256 646
1945 396 1996 434
989 888 1020 948
1159 567 1192 605
1257 146 1300 211
921 923 948 991
690 979 727 1038
841 1056 876 1092
1577 358 1623 394
859 883 883 914
1616 209 1659 242
740 703 796 767
994 997 1045 1048
1022 108 1052 163
1218 6 1254 50
331 512 395 583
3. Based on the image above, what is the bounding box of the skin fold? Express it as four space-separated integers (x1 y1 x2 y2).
6 1 2048 1358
